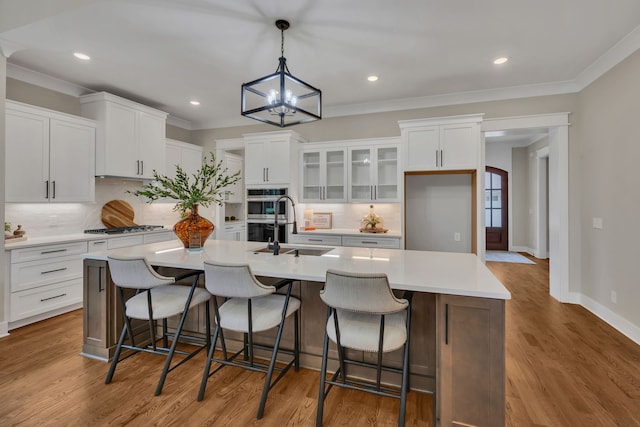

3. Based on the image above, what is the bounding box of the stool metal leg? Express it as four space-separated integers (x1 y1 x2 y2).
316 307 332 426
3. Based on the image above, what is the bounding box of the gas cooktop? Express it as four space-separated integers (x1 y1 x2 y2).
84 225 164 234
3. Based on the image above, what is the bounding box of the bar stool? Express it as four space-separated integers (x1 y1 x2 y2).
105 256 212 396
198 261 300 419
316 269 414 427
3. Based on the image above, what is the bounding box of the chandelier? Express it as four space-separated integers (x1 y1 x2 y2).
241 20 322 127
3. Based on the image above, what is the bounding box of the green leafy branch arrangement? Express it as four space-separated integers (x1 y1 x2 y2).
129 152 241 216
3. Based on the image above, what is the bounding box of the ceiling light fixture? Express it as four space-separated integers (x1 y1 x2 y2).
73 52 91 60
367 75 379 82
190 100 200 106
493 57 509 65
241 19 322 127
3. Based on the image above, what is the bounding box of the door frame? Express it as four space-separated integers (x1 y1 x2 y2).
482 113 570 303
485 166 509 251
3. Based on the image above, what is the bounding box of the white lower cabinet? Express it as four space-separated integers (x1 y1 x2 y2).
289 233 400 249
222 223 247 241
342 236 400 249
8 241 88 323
289 234 342 246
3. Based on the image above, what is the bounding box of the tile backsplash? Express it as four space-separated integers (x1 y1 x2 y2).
4 179 215 237
295 203 401 231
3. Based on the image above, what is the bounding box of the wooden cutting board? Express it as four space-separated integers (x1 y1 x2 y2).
101 200 137 228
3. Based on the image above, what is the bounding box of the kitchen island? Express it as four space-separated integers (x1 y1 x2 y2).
82 239 510 427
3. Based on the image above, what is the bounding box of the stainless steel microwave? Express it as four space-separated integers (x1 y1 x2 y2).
246 188 288 221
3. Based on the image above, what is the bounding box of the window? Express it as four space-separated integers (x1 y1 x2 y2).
485 171 502 227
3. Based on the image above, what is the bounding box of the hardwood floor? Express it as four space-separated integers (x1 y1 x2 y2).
0 255 638 426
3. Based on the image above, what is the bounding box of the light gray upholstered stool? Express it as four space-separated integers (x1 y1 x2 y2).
105 256 211 396
316 269 415 427
198 261 300 419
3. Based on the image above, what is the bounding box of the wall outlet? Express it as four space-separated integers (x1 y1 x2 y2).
454 232 461 241
592 217 603 229
48 215 58 226
610 290 617 304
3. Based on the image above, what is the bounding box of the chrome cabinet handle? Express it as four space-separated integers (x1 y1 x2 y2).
436 150 439 167
41 267 67 275
141 160 144 175
362 241 378 245
41 293 67 302
41 249 67 254
136 160 140 175
440 149 444 167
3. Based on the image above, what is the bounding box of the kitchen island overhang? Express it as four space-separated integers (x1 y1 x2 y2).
82 239 510 427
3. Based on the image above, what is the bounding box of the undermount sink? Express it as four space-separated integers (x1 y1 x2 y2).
250 246 333 256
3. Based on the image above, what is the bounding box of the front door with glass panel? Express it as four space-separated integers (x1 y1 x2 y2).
485 167 508 251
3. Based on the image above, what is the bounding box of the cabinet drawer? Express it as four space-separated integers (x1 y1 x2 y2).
10 254 83 292
88 239 109 251
107 235 144 249
342 236 400 249
10 278 83 322
144 232 176 244
10 241 88 263
289 234 342 246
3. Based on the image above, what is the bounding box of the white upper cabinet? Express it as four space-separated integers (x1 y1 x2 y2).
348 141 400 202
223 153 243 203
243 130 305 186
300 147 347 203
5 101 96 203
399 114 483 171
80 92 168 179
165 139 203 179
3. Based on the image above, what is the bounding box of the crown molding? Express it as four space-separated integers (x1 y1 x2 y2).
166 115 192 130
574 24 640 90
7 62 92 97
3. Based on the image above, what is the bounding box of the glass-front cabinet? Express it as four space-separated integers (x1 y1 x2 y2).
348 144 400 202
300 148 347 202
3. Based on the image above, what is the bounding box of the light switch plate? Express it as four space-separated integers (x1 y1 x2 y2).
592 217 603 229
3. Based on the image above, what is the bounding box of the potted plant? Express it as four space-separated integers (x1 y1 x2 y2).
130 152 241 249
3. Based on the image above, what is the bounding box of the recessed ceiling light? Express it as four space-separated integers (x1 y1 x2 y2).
493 57 509 65
367 75 379 82
190 100 200 106
73 52 91 60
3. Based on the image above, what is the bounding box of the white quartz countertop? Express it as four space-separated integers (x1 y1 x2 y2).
84 239 510 300
296 228 401 238
4 229 174 250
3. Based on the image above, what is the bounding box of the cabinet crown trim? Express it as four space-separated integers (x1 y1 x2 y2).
6 100 97 127
79 92 168 119
398 113 484 129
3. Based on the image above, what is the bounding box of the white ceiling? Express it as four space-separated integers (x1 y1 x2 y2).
2 0 640 130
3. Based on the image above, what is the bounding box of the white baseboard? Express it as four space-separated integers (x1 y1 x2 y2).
579 294 640 345
0 321 9 338
510 246 535 256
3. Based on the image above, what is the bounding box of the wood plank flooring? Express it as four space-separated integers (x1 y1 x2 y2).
0 254 638 426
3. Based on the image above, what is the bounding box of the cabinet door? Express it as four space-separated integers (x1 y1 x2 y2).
103 102 138 177
374 145 399 201
439 123 479 170
301 150 322 201
245 140 267 184
49 119 95 202
324 149 347 202
404 126 439 171
138 111 166 178
349 147 374 202
182 146 203 177
165 142 182 180
264 139 290 184
437 294 505 427
5 109 49 202
224 154 243 203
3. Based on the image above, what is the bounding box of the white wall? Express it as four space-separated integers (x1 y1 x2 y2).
576 49 640 341
405 174 472 253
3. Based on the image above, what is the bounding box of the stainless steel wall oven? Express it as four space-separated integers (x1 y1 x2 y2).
246 188 288 243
